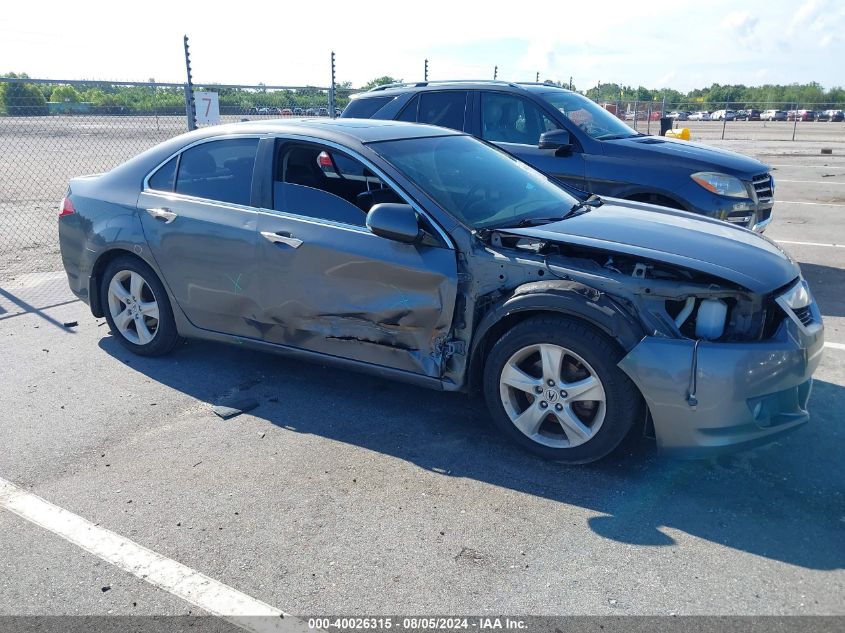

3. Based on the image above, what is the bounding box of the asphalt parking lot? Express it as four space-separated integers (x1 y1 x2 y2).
1 129 843 621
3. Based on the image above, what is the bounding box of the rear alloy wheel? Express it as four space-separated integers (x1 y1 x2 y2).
101 256 178 356
483 315 640 463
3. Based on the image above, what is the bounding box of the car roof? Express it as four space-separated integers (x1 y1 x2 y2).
349 80 576 100
201 117 464 143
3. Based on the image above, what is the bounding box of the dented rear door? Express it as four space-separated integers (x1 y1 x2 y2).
254 211 458 378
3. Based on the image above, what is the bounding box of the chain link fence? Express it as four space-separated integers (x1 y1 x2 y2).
599 99 845 139
0 77 354 275
2 77 844 275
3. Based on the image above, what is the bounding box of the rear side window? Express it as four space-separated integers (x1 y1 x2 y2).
342 96 393 119
148 156 178 192
417 91 467 131
396 95 419 122
174 138 259 206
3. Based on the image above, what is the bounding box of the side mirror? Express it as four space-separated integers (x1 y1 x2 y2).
538 129 573 156
366 203 421 243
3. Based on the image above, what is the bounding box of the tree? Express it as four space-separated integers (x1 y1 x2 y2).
361 76 402 91
0 72 48 115
50 85 82 103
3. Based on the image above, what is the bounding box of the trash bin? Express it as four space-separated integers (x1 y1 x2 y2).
659 117 673 136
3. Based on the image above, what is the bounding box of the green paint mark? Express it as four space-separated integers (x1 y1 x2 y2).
225 273 243 293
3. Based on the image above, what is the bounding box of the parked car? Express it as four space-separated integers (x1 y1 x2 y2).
667 111 689 121
293 107 304 116
317 107 329 117
710 110 736 121
735 109 761 121
794 110 816 121
304 107 317 116
688 111 711 121
761 109 787 121
814 110 842 122
58 119 823 462
280 108 293 116
343 81 776 231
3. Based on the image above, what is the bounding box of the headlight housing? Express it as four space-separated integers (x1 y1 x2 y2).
778 279 811 310
691 172 748 198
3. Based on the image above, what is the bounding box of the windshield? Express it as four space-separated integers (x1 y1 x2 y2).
539 90 638 140
371 135 579 229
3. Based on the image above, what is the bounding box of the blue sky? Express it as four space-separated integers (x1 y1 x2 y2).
1 0 843 91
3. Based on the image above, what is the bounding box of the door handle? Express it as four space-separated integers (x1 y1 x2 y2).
146 207 177 224
261 231 303 248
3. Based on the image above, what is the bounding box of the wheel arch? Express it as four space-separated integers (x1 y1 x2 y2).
88 247 160 318
465 280 646 393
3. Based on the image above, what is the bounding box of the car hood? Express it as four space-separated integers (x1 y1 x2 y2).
603 136 769 177
500 199 798 294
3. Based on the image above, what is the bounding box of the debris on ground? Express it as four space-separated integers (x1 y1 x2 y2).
212 397 259 419
63 321 78 328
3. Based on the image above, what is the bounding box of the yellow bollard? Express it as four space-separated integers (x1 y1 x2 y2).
665 127 690 140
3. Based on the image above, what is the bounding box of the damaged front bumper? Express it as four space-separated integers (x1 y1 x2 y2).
618 313 824 458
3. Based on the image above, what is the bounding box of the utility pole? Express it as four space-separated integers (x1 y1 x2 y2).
329 51 336 119
493 66 498 80
424 59 429 81
182 35 196 131
569 76 573 90
536 71 539 82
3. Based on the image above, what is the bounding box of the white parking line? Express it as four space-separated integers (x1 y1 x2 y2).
776 240 845 248
826 342 845 351
768 164 844 168
777 179 845 185
0 477 307 633
778 200 845 207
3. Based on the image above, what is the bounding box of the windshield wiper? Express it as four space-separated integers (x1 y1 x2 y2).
502 196 604 229
560 194 604 220
513 215 568 227
597 133 640 141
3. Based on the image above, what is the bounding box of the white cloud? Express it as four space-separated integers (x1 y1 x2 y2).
721 11 759 42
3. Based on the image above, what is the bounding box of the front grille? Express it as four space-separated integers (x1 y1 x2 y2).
793 305 813 327
757 207 772 223
752 173 773 203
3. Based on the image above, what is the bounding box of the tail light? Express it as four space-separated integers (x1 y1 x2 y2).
59 197 75 218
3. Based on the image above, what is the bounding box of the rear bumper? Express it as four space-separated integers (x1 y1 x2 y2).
618 314 824 458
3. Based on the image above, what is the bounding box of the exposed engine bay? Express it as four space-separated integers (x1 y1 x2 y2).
485 232 792 344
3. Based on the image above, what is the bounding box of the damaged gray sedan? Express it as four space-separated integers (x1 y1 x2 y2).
59 119 824 462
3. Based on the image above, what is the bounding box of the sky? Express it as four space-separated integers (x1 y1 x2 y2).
1 0 843 92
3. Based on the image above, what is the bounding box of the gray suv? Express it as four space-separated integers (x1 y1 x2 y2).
343 81 775 231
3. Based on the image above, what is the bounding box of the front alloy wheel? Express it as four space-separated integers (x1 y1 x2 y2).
499 343 606 448
483 315 640 463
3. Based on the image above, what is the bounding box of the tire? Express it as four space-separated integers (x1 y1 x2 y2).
100 255 179 356
482 315 641 464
